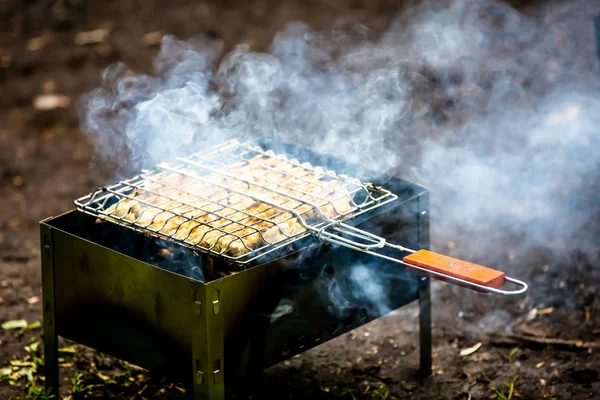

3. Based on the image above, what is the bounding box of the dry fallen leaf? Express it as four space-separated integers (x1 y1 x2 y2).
460 342 482 357
27 296 40 305
75 29 109 46
526 308 538 321
33 94 71 110
12 176 24 187
471 352 491 362
27 36 47 51
96 371 111 382
142 31 164 46
536 362 544 368
537 307 554 315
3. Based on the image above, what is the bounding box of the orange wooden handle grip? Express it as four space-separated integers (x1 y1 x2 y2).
402 250 506 289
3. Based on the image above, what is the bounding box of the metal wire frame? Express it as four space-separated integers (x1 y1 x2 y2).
74 139 398 264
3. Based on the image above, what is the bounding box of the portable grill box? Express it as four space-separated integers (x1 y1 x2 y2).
39 138 432 399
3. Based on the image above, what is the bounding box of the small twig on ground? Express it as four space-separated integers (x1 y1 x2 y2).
486 334 600 351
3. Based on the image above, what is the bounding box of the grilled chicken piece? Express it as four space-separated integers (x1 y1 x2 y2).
99 152 362 257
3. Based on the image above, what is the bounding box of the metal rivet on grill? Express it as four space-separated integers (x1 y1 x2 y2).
213 359 221 383
195 359 204 384
212 290 220 314
196 370 204 384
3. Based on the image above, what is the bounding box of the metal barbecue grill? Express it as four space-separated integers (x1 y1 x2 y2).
40 138 528 400
74 138 527 295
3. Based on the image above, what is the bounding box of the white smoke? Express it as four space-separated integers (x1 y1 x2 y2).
79 0 600 302
324 262 393 318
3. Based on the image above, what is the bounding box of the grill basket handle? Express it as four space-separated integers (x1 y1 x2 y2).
314 224 528 296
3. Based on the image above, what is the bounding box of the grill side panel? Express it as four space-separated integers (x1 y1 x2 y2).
45 222 197 381
215 192 425 382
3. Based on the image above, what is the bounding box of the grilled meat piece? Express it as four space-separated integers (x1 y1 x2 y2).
101 155 356 257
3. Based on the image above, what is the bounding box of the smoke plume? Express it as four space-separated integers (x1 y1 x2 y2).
79 0 600 307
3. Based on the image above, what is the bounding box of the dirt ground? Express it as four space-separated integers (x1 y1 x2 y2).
1 0 599 399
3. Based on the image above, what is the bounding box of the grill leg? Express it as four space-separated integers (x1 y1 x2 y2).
43 320 59 396
418 277 432 378
192 284 225 400
417 190 432 378
41 225 59 396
